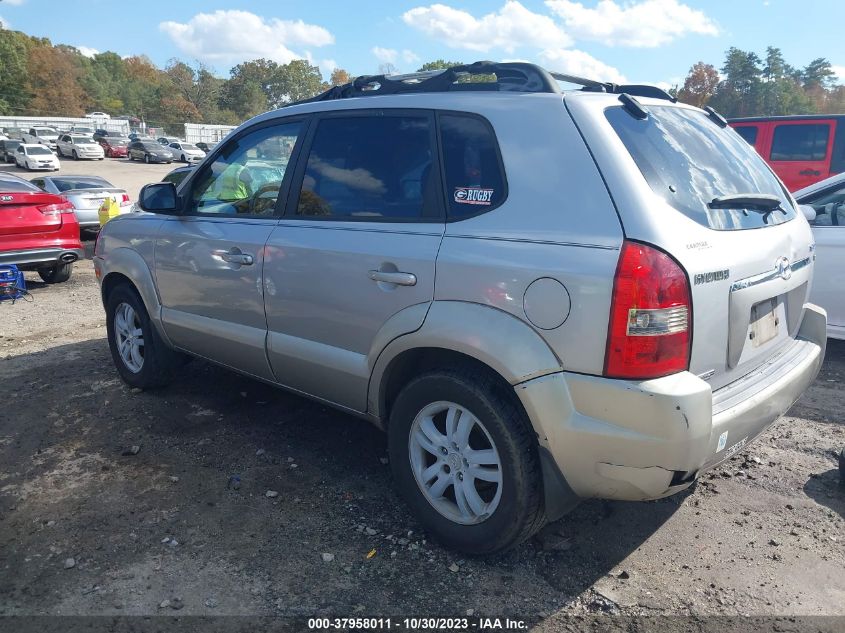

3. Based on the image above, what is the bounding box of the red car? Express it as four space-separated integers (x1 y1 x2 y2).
729 114 845 191
98 137 129 158
0 171 84 283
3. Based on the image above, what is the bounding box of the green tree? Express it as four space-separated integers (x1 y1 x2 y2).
0 28 39 115
417 59 463 71
272 59 323 106
802 58 836 90
709 47 763 117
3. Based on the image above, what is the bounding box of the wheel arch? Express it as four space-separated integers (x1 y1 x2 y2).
368 301 563 426
99 247 170 345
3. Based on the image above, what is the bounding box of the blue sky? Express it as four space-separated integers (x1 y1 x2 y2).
1 0 843 88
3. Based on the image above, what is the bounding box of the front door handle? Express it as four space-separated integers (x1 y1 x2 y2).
368 270 417 286
215 248 254 266
799 169 821 176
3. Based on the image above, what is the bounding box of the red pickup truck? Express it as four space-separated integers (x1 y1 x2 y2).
0 171 84 283
729 114 845 191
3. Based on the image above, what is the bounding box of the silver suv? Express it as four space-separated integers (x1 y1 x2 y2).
94 62 826 554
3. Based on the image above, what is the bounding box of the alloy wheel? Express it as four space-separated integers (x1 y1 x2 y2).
408 401 503 525
114 302 144 373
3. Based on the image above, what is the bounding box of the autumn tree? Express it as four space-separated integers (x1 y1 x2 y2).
26 45 86 115
329 68 351 86
677 62 719 108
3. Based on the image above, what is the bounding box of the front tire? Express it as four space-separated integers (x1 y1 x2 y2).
38 262 73 283
105 283 180 389
388 368 545 554
72 150 79 160
144 154 150 164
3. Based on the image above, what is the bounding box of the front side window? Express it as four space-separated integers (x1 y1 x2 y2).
189 121 302 216
802 183 845 226
770 124 829 161
296 114 438 220
439 113 506 219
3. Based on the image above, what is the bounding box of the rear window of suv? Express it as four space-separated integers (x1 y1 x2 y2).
607 105 796 230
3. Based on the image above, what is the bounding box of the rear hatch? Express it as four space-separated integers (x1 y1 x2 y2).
0 192 66 240
566 96 815 391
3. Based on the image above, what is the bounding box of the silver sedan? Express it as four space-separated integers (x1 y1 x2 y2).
29 174 130 230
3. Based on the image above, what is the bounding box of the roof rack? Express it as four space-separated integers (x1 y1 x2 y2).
291 61 676 105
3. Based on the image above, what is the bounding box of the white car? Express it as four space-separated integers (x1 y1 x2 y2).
86 111 111 119
22 126 60 150
168 141 206 163
56 134 105 160
795 172 845 339
14 143 60 171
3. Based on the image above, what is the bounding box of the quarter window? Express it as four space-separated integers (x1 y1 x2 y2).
296 114 438 220
439 113 506 219
770 124 829 161
733 126 758 146
189 122 302 216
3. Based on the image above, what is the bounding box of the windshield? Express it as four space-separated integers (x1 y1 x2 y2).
142 143 162 150
52 177 111 192
182 143 199 150
606 105 796 230
72 136 96 144
35 128 57 136
110 138 129 146
26 146 53 155
73 128 94 134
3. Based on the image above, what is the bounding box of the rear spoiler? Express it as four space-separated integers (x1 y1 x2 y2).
63 187 127 195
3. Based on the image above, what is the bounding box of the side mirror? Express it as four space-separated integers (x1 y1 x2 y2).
799 204 817 223
139 182 180 214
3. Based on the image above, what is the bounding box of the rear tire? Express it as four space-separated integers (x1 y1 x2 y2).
388 367 545 554
105 283 181 389
38 262 73 284
144 154 150 164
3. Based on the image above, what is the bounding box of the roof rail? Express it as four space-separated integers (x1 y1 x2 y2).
550 71 676 102
289 61 675 105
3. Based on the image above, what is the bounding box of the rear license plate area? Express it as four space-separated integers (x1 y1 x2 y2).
750 298 778 348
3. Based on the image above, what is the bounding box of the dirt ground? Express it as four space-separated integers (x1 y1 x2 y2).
1 223 844 627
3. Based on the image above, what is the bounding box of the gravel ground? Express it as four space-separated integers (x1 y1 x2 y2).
0 162 843 626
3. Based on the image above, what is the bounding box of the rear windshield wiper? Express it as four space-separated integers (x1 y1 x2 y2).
708 193 781 210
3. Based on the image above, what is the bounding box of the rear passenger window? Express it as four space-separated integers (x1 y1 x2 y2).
296 114 438 220
439 114 506 219
770 124 829 161
734 126 758 146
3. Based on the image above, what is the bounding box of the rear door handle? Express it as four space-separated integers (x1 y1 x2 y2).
368 270 417 286
799 169 821 176
215 248 255 266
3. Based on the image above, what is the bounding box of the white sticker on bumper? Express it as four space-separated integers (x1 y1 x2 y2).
716 431 728 452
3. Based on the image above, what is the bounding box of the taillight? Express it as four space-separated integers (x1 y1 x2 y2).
604 240 691 380
37 201 76 216
120 193 131 206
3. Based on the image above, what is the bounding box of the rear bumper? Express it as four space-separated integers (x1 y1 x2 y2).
0 247 85 268
517 304 826 507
